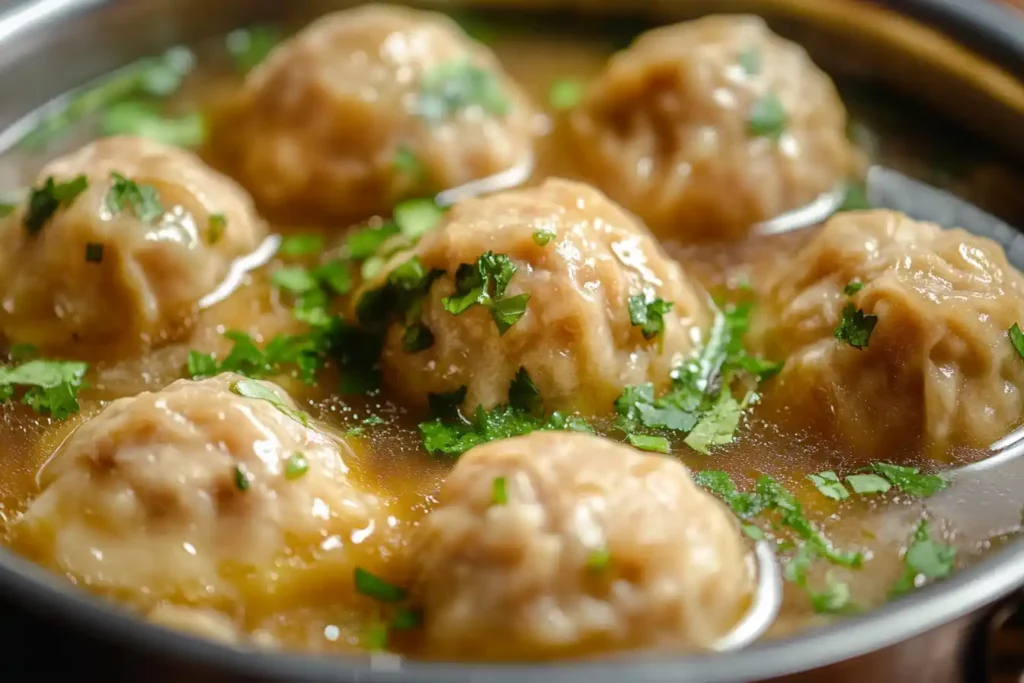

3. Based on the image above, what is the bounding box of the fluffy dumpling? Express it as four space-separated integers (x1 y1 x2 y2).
211 3 537 222
566 15 855 242
752 210 1024 459
411 431 755 659
0 136 267 355
358 178 713 415
9 374 382 625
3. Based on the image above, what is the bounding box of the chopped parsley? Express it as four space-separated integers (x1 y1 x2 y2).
833 303 877 349
684 390 754 455
808 471 849 501
394 198 444 240
233 464 251 492
105 172 163 223
271 266 318 294
84 243 104 264
24 175 89 234
362 623 388 651
628 294 673 341
1009 323 1024 361
508 367 541 414
548 79 584 111
491 293 531 334
284 453 309 480
278 234 325 257
868 462 948 498
843 281 864 296
226 26 280 73
230 378 309 425
0 359 88 419
354 567 407 603
786 547 855 615
747 94 787 139
491 476 508 505
100 102 206 147
346 222 400 261
846 473 891 495
441 252 529 335
627 433 670 454
420 403 592 458
738 47 761 75
417 60 509 121
891 521 955 596
532 229 555 246
585 548 611 572
207 214 227 244
188 328 331 386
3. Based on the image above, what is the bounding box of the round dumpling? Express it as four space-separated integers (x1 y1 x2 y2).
359 178 713 415
9 374 382 623
211 4 537 222
752 210 1024 459
0 136 267 355
566 15 855 242
411 431 755 659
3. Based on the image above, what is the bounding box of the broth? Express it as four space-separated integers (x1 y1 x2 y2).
0 5 1022 659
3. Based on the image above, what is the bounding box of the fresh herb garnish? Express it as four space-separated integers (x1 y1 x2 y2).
278 234 324 257
868 462 948 498
838 182 872 212
0 203 14 218
233 464 251 492
628 294 673 341
402 321 435 353
284 453 309 480
548 79 584 111
808 471 849 501
84 242 104 264
492 476 508 505
354 567 407 603
891 521 955 596
833 303 877 349
0 359 88 419
1009 323 1024 361
585 548 611 571
508 367 541 414
441 252 529 334
747 94 787 139
347 223 400 261
846 473 891 495
271 266 318 294
738 47 761 75
393 145 425 181
394 198 444 240
24 175 89 234
417 60 509 121
207 214 227 244
843 281 864 296
420 403 592 458
105 172 163 223
532 229 555 246
490 293 531 334
230 378 309 425
627 433 670 454
684 390 754 455
226 26 280 73
100 102 206 147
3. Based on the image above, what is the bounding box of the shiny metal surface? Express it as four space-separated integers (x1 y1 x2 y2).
0 1 1021 682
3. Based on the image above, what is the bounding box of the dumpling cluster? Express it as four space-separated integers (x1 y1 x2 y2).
752 210 1024 459
211 3 538 222
0 136 266 355
566 15 855 242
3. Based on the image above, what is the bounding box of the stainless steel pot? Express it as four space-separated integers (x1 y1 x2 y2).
0 0 1022 681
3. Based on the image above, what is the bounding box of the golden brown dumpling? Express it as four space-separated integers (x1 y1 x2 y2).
567 15 855 242
0 136 266 355
752 210 1024 459
411 431 755 659
359 178 713 415
212 3 537 222
10 374 382 625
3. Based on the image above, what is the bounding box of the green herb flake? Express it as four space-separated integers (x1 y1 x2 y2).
233 464 251 492
846 473 891 495
186 350 219 379
492 476 508 505
627 433 670 454
891 521 955 596
585 548 611 572
84 242 104 264
362 623 388 651
207 214 227 244
0 203 15 218
402 321 435 353
747 94 787 139
0 359 88 419
833 303 877 349
230 378 309 425
312 260 352 296
738 47 762 75
394 198 445 241
491 293 530 335
810 575 854 615
393 145 425 180
284 452 309 480
807 471 849 501
226 26 280 74
354 567 407 603
271 266 318 295
8 344 37 363
347 223 400 261
24 175 89 234
839 182 872 212
1009 323 1024 361
100 102 206 148
278 234 325 257
628 294 673 341
442 252 525 334
548 79 584 111
844 281 864 296
508 367 541 414
418 60 509 122
532 229 556 246
869 462 948 498
684 390 751 455
105 172 163 223
742 523 765 540
390 607 421 631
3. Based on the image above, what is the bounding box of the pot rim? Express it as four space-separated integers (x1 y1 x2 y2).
0 0 1022 681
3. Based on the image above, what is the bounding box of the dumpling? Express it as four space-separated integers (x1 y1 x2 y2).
9 374 382 626
751 210 1024 459
211 4 537 222
358 178 712 415
566 15 855 242
0 136 266 355
411 431 755 659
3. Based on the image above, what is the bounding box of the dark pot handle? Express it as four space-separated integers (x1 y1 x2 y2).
966 590 1024 683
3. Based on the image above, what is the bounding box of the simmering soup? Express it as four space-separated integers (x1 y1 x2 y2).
0 2 1022 660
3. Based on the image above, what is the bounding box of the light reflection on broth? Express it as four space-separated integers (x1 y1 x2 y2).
0 4 1021 660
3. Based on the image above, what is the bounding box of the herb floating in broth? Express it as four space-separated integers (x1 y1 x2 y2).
890 521 955 597
548 79 584 111
105 172 164 223
627 433 670 454
417 60 509 121
0 359 88 419
278 234 325 257
354 567 407 603
845 473 891 495
24 175 89 234
684 389 756 455
808 471 850 501
838 182 872 212
868 462 948 497
843 281 864 296
100 102 206 148
747 93 787 139
226 26 281 74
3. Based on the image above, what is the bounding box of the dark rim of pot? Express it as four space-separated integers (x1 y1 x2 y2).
0 0 1022 681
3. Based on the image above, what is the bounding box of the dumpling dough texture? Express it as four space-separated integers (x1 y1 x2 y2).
212 3 538 221
752 210 1024 459
368 178 713 415
411 431 755 659
0 136 266 354
10 374 381 625
567 15 855 242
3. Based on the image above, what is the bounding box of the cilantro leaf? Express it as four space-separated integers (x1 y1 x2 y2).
627 433 670 454
346 222 400 261
24 175 89 234
628 294 673 341
1009 323 1024 361
230 378 309 425
354 567 407 603
807 471 849 501
846 473 891 495
491 293 530 334
533 229 555 246
585 548 611 571
186 350 219 379
0 359 88 419
233 464 251 491
271 266 318 294
106 172 163 223
869 462 948 498
393 145 424 180
100 102 206 148
420 404 592 458
226 26 280 73
508 367 541 414
0 203 15 218
833 302 877 349
278 234 324 257
548 79 583 111
844 281 864 296
418 60 509 121
684 390 750 454
394 198 444 240
748 94 787 139
441 252 525 334
890 521 955 596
